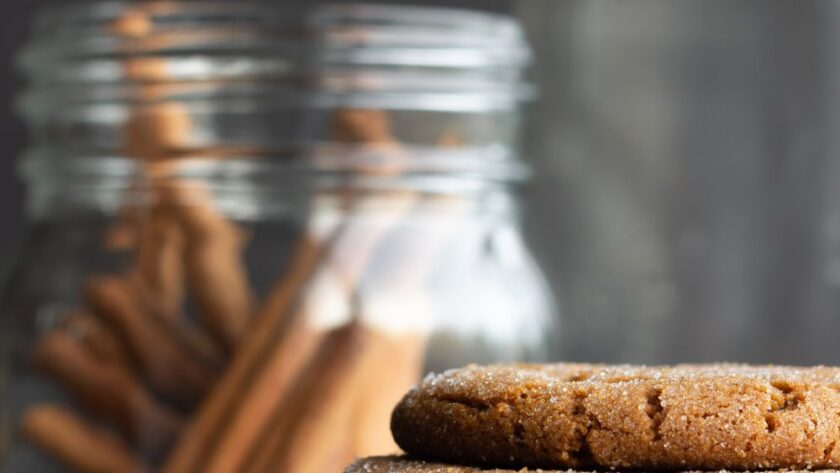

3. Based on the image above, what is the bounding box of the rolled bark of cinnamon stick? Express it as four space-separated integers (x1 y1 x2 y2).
131 290 225 371
196 190 419 473
343 197 469 455
21 405 149 473
352 333 426 456
157 183 254 353
32 332 183 458
109 6 153 37
196 308 326 473
241 322 373 473
132 206 186 320
181 229 252 353
85 277 217 406
117 30 252 348
333 109 402 150
123 102 194 161
160 233 333 473
59 310 138 375
104 206 142 251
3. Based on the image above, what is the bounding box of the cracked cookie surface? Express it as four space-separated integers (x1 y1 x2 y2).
391 364 840 470
345 456 840 473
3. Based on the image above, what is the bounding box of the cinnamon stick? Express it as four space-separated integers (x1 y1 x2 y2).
339 199 465 456
112 9 187 321
116 15 245 357
59 310 137 374
352 333 426 456
241 322 372 473
138 300 225 372
104 207 141 251
157 183 254 352
197 311 327 473
195 194 420 473
32 332 183 458
123 102 194 161
160 233 333 473
85 277 218 406
333 109 401 150
21 406 148 473
109 7 153 38
231 110 421 471
132 206 186 320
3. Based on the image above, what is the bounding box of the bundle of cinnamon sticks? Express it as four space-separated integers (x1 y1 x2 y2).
20 104 449 473
15 6 476 472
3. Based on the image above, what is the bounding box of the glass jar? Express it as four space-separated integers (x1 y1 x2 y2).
2 3 555 473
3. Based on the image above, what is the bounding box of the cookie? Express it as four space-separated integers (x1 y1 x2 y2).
345 456 839 473
391 364 840 470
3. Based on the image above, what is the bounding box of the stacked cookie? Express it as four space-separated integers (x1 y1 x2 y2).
346 363 840 472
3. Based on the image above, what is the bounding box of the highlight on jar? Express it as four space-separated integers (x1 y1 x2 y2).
0 3 556 473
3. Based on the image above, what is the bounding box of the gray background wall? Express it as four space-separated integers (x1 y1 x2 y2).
0 2 46 274
3 1 840 365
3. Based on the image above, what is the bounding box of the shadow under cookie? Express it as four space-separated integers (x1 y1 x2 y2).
345 456 840 473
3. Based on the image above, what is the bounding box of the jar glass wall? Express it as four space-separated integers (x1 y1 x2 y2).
1 3 555 473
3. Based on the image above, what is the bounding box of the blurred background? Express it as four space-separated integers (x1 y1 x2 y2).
1 0 838 365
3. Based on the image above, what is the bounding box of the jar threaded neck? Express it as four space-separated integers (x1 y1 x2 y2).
18 2 534 215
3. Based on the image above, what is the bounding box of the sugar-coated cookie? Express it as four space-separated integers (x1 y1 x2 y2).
391 364 840 470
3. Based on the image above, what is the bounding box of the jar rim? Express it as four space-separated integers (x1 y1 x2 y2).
18 3 534 189
35 2 520 35
20 2 533 116
31 2 303 35
25 2 530 69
